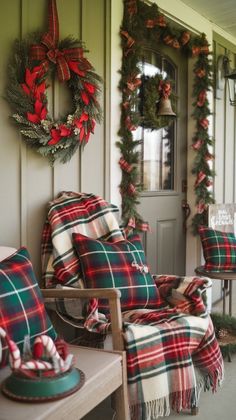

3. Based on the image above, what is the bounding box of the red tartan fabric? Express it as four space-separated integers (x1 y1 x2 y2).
29 0 88 82
41 192 124 287
0 248 56 368
48 0 59 44
73 233 165 313
84 275 224 418
154 274 208 315
125 311 223 418
199 226 236 271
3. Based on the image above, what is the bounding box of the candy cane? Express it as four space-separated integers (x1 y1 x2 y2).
6 337 22 369
21 360 53 370
0 328 22 369
0 327 7 339
2 332 73 376
33 335 73 373
33 335 61 361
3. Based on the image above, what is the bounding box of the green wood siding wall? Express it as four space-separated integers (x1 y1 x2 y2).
212 34 236 302
214 34 236 205
0 0 110 279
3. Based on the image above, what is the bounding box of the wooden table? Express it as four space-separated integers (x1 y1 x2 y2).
195 266 236 316
0 345 129 420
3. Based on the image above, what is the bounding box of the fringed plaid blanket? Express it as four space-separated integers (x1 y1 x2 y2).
41 193 224 418
85 275 224 419
41 191 124 287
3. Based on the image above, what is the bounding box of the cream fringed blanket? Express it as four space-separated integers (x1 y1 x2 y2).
86 275 224 419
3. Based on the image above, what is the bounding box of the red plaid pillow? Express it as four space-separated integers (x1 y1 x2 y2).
0 248 56 368
73 233 165 314
199 226 236 271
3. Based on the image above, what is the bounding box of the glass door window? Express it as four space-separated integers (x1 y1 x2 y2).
134 50 177 192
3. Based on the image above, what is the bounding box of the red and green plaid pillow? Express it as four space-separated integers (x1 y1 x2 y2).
73 233 164 314
0 247 57 368
199 226 236 271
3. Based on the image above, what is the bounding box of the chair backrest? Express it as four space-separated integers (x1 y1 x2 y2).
208 203 236 234
41 192 124 288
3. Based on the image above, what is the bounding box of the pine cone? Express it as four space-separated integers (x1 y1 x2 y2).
216 328 228 339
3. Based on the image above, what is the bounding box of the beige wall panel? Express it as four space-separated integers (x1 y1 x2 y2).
214 98 225 204
214 44 226 204
22 0 47 34
234 123 236 202
26 154 53 277
214 42 236 207
21 0 53 272
224 51 235 203
0 0 21 247
52 0 82 196
224 97 235 202
57 0 82 39
0 0 108 280
212 38 236 303
81 0 106 198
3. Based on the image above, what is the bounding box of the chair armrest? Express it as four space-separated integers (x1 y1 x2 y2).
41 288 124 351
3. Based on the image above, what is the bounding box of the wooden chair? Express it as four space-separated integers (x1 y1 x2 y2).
41 282 221 417
0 246 210 418
38 192 226 418
0 194 224 419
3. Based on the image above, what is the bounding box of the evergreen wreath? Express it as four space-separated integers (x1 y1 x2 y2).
118 0 214 234
5 0 102 165
140 74 176 130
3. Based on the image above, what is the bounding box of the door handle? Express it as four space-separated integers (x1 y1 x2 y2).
182 200 191 231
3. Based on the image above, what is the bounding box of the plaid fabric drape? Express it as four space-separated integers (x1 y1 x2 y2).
85 275 224 418
0 248 56 368
41 191 124 287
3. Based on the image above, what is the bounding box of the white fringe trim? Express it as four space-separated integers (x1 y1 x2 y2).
129 367 224 420
130 396 170 420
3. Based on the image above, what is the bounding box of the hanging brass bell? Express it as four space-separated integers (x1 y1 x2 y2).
156 97 176 116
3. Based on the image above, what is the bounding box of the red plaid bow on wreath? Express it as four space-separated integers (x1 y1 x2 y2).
29 0 91 82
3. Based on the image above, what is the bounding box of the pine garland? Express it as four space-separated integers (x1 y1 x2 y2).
118 0 214 233
211 312 236 358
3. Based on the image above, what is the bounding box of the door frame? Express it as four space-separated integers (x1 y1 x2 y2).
109 0 215 276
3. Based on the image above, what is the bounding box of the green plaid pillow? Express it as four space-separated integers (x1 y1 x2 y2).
73 233 163 314
0 247 57 368
199 226 236 271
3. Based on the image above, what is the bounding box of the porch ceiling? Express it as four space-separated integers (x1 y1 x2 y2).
181 0 236 39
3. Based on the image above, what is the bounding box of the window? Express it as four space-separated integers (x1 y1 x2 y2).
134 50 177 192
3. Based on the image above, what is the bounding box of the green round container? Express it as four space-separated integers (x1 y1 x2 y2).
1 368 85 402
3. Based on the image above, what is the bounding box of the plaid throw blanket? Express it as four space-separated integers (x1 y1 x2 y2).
41 191 124 287
85 275 224 419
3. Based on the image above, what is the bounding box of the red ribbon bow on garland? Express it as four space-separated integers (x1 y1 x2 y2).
145 15 167 28
29 0 91 82
159 80 171 99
